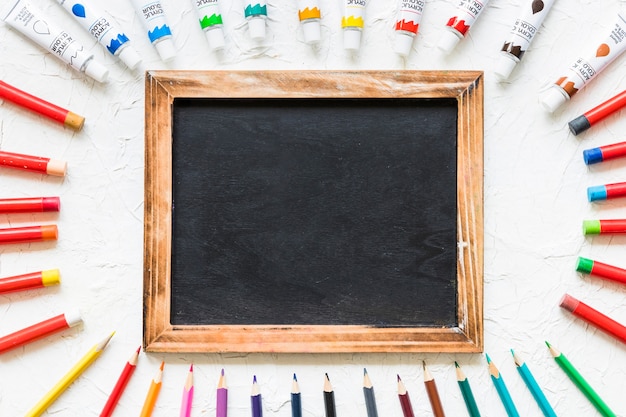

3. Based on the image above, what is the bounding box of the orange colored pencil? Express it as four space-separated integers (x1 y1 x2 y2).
100 346 140 417
140 361 164 417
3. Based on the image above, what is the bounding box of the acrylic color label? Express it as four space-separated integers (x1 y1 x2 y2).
342 0 365 29
195 0 223 29
446 0 488 36
133 1 171 43
298 2 321 22
245 2 267 18
395 0 424 34
501 0 555 60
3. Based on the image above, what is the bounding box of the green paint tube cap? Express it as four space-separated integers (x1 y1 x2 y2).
576 256 594 274
582 220 601 235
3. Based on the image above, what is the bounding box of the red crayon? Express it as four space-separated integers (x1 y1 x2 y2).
560 294 626 344
0 311 82 354
577 256 626 285
0 81 85 130
0 269 61 294
569 89 626 135
0 150 66 176
100 347 140 417
0 197 60 214
583 219 626 235
0 225 58 245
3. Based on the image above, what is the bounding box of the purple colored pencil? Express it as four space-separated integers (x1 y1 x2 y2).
217 369 227 417
251 375 263 417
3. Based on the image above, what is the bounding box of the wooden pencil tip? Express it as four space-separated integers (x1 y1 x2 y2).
397 374 401 382
253 375 257 383
159 361 165 370
485 353 492 364
545 341 552 348
189 364 194 372
363 367 367 375
422 360 426 370
221 368 225 376
293 373 298 381
135 345 141 353
454 361 459 368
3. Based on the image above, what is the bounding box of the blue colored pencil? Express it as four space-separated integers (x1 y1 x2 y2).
291 374 302 417
486 354 520 417
511 350 557 417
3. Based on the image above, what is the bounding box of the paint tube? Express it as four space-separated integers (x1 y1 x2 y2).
1 0 108 82
192 0 225 50
343 0 366 51
298 0 321 44
130 0 176 61
245 0 267 40
438 0 490 54
394 0 425 57
539 11 626 112
55 0 142 70
495 0 556 80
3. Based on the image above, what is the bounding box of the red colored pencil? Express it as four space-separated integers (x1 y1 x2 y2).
100 346 140 417
0 225 58 245
0 150 66 176
569 89 626 135
0 269 61 294
397 375 415 417
0 311 82 354
577 256 626 285
0 197 60 213
0 80 85 130
560 294 626 344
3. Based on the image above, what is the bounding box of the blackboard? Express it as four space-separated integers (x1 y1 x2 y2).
143 71 484 353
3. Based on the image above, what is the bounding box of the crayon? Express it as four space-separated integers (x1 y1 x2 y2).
577 256 626 285
0 311 81 354
583 141 626 165
587 182 626 202
583 219 626 235
569 90 626 135
0 150 66 176
0 197 60 214
0 81 84 130
100 347 140 417
560 294 626 345
0 225 58 245
0 269 60 294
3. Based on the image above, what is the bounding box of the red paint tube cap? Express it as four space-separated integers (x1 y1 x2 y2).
41 197 60 212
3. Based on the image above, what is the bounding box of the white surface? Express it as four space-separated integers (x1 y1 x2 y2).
1 0 626 416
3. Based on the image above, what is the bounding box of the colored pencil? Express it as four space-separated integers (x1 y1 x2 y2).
583 141 626 164
588 182 626 202
560 294 626 345
576 256 626 286
0 197 60 213
139 361 164 417
0 80 85 130
0 269 60 294
99 346 140 417
323 373 337 417
569 89 626 135
511 350 556 417
486 354 519 417
363 368 378 417
25 332 114 417
0 150 66 176
180 364 194 417
0 225 58 245
455 362 480 417
291 373 302 417
217 368 228 417
396 374 415 417
423 361 446 417
546 342 615 416
251 375 263 417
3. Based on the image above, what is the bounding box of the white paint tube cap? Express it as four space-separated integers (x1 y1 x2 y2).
302 20 321 44
63 309 83 327
248 17 266 40
206 27 226 50
343 29 362 51
437 29 461 54
494 54 518 81
394 32 415 57
155 38 177 62
84 59 109 83
118 45 142 70
539 85 569 113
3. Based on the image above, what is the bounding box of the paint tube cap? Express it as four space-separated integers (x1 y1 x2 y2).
437 29 461 54
539 86 569 113
46 159 67 176
569 115 591 135
41 269 61 286
205 27 226 50
84 60 109 83
118 45 142 70
394 32 415 57
302 20 321 44
64 309 83 327
576 256 594 274
155 38 176 62
582 220 601 235
343 29 362 51
248 17 266 40
494 54 518 81
583 148 603 165
587 185 607 202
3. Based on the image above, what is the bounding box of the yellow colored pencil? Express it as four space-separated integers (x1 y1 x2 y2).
25 332 115 417
140 361 165 417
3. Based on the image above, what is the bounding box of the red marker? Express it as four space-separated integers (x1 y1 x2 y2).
0 311 82 354
100 346 141 417
569 90 626 135
577 256 626 285
560 294 626 344
0 150 66 176
583 219 626 235
0 225 58 245
0 80 85 130
0 269 61 294
0 197 60 214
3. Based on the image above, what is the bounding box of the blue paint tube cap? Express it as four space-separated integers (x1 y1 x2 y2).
587 185 608 202
583 148 603 165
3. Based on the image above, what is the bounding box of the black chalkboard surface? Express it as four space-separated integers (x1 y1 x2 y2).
143 70 483 353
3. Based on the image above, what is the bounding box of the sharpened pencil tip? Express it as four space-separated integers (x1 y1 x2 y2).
364 367 367 375
293 373 297 381
454 361 459 368
253 375 257 383
485 353 492 363
221 368 225 376
545 341 552 348
422 360 426 370
135 346 141 353
189 364 194 372
159 361 165 371
397 374 401 382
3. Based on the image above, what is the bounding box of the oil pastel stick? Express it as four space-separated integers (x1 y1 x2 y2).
583 141 626 165
0 81 84 130
569 90 626 135
0 269 61 294
577 256 626 285
560 293 626 345
0 197 60 214
583 219 626 235
0 225 58 245
0 311 82 354
0 150 66 176
587 182 626 202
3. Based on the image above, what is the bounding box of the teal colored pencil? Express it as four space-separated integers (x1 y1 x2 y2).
511 350 557 417
486 354 520 417
455 362 481 417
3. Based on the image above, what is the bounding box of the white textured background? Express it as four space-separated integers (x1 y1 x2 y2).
1 0 626 416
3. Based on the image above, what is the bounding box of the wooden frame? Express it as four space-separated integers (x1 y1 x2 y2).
143 70 484 353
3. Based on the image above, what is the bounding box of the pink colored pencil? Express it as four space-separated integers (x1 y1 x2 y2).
180 364 194 417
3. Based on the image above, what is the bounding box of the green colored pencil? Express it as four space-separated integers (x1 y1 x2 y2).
546 341 616 417
455 362 481 417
